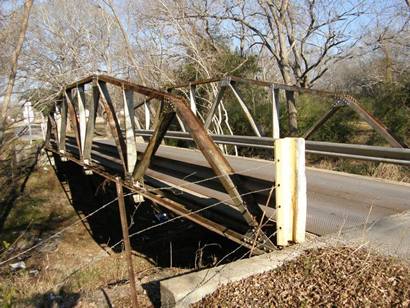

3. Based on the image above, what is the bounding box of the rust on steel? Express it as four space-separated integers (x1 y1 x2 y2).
47 74 275 252
338 95 407 148
97 80 129 174
115 178 139 308
133 100 176 180
64 90 83 157
57 97 67 153
303 105 341 139
169 76 407 148
45 146 270 254
47 113 58 148
82 82 99 163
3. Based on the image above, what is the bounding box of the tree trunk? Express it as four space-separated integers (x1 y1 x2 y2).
0 0 33 142
285 90 298 136
280 65 298 136
381 44 393 83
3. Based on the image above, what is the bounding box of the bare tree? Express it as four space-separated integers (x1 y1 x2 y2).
176 0 365 134
99 0 147 84
141 0 240 146
0 0 33 136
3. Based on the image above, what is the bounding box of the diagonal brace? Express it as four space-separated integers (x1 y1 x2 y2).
132 101 176 181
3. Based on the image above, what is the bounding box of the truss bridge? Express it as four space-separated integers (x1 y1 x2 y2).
44 74 410 254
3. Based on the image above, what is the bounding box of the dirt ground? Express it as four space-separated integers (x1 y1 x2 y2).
0 167 186 307
194 246 410 307
3 157 409 307
0 163 246 307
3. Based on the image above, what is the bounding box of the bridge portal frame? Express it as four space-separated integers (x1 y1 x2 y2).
45 74 277 254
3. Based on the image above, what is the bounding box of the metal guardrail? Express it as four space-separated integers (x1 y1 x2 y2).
135 130 410 166
45 74 409 255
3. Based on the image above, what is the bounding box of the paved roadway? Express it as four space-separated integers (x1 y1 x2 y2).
145 144 410 235
72 138 410 236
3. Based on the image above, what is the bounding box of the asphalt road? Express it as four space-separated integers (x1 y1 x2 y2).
144 144 410 235
66 138 410 236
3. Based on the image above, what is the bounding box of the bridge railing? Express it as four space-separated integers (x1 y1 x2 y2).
168 76 407 149
46 74 285 253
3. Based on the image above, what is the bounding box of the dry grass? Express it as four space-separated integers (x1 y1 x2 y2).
0 167 159 307
372 163 410 183
310 158 410 183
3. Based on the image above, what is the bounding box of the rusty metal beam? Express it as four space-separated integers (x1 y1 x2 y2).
302 105 341 140
64 90 82 158
97 80 128 174
47 113 58 147
342 95 407 148
133 101 175 180
170 94 264 229
204 80 227 130
167 88 186 132
82 81 99 164
58 97 67 153
271 85 280 139
115 178 138 308
77 85 87 155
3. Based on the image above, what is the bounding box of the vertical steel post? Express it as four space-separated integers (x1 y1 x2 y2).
77 85 87 154
115 178 138 308
271 85 280 139
144 101 150 130
189 84 198 115
65 90 82 159
123 88 137 174
83 81 99 164
54 103 61 147
58 97 67 154
97 81 128 174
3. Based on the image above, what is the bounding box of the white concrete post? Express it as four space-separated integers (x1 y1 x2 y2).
294 139 307 243
275 137 307 246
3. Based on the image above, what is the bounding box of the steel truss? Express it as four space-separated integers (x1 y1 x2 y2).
45 74 408 254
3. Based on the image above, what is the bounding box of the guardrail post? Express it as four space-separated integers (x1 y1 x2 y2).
275 137 307 246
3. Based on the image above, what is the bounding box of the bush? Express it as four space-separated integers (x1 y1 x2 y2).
366 77 410 146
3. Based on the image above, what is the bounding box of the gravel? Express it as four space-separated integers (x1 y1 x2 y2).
193 246 410 307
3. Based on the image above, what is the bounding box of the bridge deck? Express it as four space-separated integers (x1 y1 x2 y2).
67 138 410 235
45 74 409 252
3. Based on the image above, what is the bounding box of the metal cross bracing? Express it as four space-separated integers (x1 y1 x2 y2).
45 74 277 254
168 76 408 149
44 74 410 255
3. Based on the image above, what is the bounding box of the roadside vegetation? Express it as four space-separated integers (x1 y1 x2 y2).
0 167 173 307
